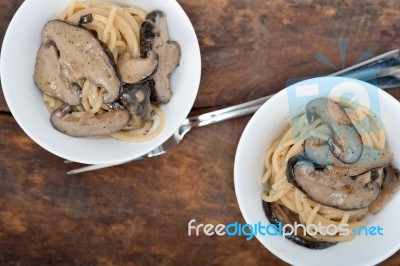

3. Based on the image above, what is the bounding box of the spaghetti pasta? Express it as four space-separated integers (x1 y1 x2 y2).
262 98 386 242
43 0 166 141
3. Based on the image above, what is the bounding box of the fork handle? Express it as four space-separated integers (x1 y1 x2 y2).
182 49 400 133
181 95 271 134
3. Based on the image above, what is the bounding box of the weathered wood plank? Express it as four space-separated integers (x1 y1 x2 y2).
0 0 24 112
1 0 400 265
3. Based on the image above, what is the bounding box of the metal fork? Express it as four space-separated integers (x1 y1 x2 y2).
68 48 400 174
67 96 269 174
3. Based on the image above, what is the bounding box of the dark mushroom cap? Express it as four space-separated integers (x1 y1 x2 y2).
262 200 337 249
121 81 153 129
79 14 93 24
139 11 181 104
369 165 400 214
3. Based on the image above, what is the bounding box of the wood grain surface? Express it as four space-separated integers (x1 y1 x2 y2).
1 0 400 265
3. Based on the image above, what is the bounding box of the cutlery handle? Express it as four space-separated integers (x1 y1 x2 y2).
330 49 400 88
184 49 400 131
183 95 271 129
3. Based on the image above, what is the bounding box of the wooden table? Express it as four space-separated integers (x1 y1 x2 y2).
1 0 400 265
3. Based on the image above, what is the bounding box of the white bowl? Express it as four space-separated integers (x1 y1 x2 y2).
0 0 200 164
234 77 400 266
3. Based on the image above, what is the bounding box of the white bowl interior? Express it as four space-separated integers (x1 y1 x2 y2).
234 77 400 266
1 0 201 164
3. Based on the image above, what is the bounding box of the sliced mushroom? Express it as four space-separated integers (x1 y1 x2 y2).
370 169 383 182
286 155 381 210
304 138 393 176
50 104 130 137
79 14 93 24
34 20 121 105
306 98 363 164
262 201 337 249
140 11 181 104
117 51 158 84
34 43 82 105
369 165 400 214
121 81 153 129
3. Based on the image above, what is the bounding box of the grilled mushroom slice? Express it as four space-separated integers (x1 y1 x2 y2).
304 138 393 175
140 11 181 104
50 104 130 137
369 165 400 214
304 138 334 167
306 98 363 164
263 201 337 249
121 81 153 129
34 44 82 105
286 155 381 210
117 51 158 84
79 14 93 24
34 20 121 105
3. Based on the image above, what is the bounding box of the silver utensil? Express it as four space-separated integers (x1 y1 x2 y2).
68 49 400 174
67 96 269 174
